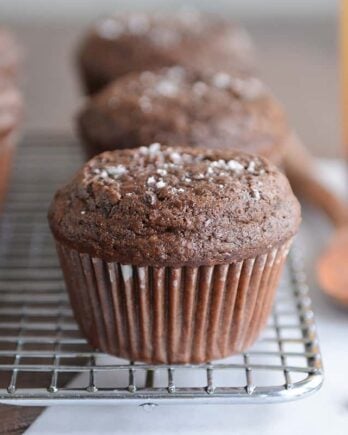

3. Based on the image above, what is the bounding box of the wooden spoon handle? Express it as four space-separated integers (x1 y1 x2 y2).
284 133 348 228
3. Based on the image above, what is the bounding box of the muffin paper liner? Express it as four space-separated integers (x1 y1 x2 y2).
55 239 292 364
0 139 15 209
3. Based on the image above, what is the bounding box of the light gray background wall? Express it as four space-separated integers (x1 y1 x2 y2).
0 0 336 21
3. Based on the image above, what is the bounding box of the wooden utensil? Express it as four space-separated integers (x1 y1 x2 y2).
284 134 348 305
341 0 348 160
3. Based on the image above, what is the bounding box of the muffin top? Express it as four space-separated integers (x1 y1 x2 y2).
49 145 301 267
78 66 288 163
0 29 20 81
78 10 253 94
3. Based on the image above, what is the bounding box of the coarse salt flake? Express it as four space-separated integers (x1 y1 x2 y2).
99 169 108 178
148 142 161 153
247 161 256 173
157 168 167 176
97 18 125 40
155 79 179 97
227 160 244 172
147 176 156 186
251 189 261 200
156 180 166 189
233 77 266 100
212 72 231 89
145 191 157 205
169 152 182 164
106 165 127 178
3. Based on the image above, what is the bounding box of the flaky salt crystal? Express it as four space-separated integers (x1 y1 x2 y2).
247 161 256 173
106 165 127 178
156 180 166 189
212 72 231 89
99 169 108 178
233 77 266 100
157 168 167 176
169 152 182 164
227 160 244 172
148 142 161 153
251 189 261 200
96 18 125 40
147 176 156 186
155 79 179 97
145 191 157 205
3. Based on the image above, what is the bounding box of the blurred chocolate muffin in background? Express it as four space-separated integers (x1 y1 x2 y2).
77 66 289 164
77 10 254 94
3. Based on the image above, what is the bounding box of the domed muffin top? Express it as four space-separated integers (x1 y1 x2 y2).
49 145 301 267
78 10 253 94
78 66 288 163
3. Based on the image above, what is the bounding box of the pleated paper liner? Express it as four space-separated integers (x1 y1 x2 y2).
56 239 292 364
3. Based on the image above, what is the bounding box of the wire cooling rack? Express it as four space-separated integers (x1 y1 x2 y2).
0 134 323 406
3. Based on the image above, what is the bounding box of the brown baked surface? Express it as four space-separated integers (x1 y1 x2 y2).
77 11 253 94
48 145 301 267
77 67 288 162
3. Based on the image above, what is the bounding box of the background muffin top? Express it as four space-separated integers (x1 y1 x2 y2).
77 10 254 94
49 145 301 267
78 66 288 163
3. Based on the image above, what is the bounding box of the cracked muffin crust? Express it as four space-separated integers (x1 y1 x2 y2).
49 144 300 267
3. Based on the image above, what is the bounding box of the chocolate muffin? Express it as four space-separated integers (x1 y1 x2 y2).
77 67 288 164
49 144 301 364
77 10 254 94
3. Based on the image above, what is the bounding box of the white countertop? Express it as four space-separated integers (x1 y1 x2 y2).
25 160 348 435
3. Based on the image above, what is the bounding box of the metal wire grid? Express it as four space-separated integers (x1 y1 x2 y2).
0 134 323 406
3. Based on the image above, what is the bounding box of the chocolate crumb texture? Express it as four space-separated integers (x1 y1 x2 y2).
48 145 301 267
